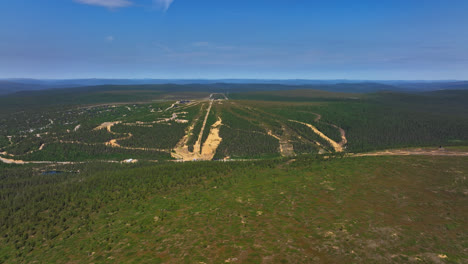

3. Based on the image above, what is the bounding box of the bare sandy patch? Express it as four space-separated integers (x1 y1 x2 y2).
267 130 280 140
308 112 347 147
200 117 223 160
0 151 14 157
194 100 213 154
172 101 223 161
290 120 343 152
268 128 295 157
94 121 121 133
0 156 79 165
353 148 468 157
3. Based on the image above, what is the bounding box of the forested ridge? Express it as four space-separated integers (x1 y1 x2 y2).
1 89 467 160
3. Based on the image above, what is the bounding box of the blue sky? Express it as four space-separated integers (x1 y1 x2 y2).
1 0 467 79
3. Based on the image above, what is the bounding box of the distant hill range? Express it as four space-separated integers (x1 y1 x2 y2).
1 78 467 95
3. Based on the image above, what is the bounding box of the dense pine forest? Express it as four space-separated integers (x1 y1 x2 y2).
1 87 468 161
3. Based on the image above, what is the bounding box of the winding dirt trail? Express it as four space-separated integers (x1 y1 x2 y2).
290 120 344 152
121 112 189 127
0 101 203 164
309 112 347 148
93 121 170 152
331 124 347 147
230 103 295 157
0 156 80 165
106 133 132 148
95 121 130 148
352 148 468 157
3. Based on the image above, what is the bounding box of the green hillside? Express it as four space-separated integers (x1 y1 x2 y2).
1 155 467 263
1 87 467 263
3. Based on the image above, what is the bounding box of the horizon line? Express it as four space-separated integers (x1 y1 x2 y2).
1 78 467 82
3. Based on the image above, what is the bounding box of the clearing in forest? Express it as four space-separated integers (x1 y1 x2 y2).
94 121 121 132
172 100 223 161
193 100 213 153
353 148 468 157
96 108 191 152
268 127 295 157
289 119 344 152
309 112 347 147
200 117 223 160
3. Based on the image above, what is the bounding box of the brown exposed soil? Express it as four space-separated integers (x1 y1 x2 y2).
172 100 224 161
268 127 295 157
310 112 347 147
200 117 223 160
94 121 122 133
194 100 213 153
0 156 78 165
290 120 344 152
352 148 468 157
95 120 171 152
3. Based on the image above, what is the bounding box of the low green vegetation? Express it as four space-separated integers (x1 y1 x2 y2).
187 104 207 152
19 143 171 162
214 127 280 159
287 121 334 152
200 105 218 151
114 123 187 150
1 86 467 263
214 106 280 159
0 155 466 263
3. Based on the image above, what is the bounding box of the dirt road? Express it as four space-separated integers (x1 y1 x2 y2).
0 156 78 165
290 120 344 152
194 100 213 153
352 148 468 157
309 112 347 147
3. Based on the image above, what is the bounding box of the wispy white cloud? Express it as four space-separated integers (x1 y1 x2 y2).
74 0 132 8
106 36 115 42
153 0 174 12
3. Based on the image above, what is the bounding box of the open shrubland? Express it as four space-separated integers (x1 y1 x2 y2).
0 155 466 263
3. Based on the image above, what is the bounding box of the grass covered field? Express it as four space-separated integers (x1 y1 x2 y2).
0 155 466 263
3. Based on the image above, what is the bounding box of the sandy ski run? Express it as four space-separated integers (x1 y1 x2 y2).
289 120 344 152
172 100 224 161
